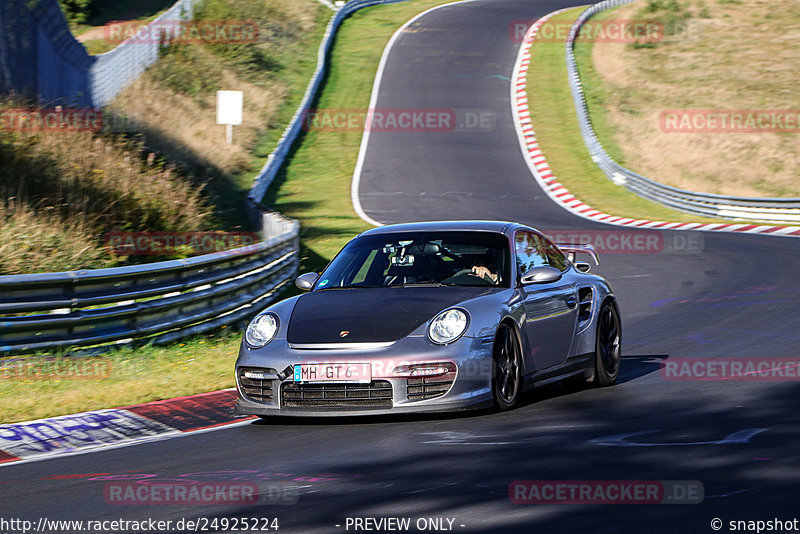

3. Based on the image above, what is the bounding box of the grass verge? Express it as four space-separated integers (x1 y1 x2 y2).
0 0 456 424
108 0 331 231
0 0 329 275
267 0 459 276
0 0 327 421
526 8 731 223
583 0 800 198
0 330 241 423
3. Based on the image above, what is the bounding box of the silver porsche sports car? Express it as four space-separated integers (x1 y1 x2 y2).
234 220 620 416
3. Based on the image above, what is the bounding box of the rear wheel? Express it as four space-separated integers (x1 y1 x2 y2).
492 323 523 410
593 300 621 386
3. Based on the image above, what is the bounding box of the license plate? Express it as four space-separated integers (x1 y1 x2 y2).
293 363 372 383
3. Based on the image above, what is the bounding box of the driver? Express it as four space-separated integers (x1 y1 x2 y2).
469 247 500 284
471 265 498 283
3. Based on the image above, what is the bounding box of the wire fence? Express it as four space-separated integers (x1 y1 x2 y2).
0 0 94 106
0 0 412 354
90 0 202 107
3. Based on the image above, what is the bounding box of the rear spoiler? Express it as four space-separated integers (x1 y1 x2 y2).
556 243 599 265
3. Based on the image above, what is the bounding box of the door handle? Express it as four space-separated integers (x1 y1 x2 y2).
567 295 577 309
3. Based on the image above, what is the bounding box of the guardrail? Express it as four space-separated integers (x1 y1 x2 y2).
0 211 298 355
0 0 414 355
565 0 800 223
248 0 410 204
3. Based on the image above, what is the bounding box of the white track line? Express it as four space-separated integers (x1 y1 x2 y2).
351 0 482 227
0 419 254 469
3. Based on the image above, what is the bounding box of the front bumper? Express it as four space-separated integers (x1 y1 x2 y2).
234 333 495 417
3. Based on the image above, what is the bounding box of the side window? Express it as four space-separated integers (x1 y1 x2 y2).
515 231 548 275
539 235 568 271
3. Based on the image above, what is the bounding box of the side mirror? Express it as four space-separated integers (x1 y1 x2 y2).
574 261 591 273
295 272 320 291
521 266 562 284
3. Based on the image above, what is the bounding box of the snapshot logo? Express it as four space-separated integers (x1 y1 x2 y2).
105 231 259 256
721 518 800 533
0 108 102 132
302 108 496 133
509 480 704 504
509 19 663 43
104 481 298 505
543 229 704 255
103 20 259 45
0 357 111 381
660 110 800 133
662 358 800 381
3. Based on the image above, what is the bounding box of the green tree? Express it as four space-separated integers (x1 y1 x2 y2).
58 0 92 25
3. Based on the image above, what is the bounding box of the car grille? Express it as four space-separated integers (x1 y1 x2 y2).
406 364 457 401
238 367 276 403
281 380 393 409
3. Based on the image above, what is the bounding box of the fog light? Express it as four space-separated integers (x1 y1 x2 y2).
243 369 273 380
409 367 449 377
393 362 455 378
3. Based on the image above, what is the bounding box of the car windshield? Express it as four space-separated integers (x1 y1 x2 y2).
317 231 511 289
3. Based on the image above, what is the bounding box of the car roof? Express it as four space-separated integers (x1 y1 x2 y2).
358 220 520 237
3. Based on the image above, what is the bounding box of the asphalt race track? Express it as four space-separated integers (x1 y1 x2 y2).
4 1 800 532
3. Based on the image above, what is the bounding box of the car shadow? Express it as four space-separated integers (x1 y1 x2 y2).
248 354 664 426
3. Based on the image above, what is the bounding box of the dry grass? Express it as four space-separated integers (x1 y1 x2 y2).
525 8 734 224
0 104 213 274
105 0 330 226
0 198 110 274
584 0 800 197
0 0 328 274
0 0 458 423
110 58 281 178
110 0 326 178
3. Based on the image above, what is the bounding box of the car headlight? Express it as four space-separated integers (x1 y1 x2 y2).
428 308 469 345
245 313 279 348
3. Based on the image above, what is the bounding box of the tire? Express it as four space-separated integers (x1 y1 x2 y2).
492 323 523 410
593 300 621 387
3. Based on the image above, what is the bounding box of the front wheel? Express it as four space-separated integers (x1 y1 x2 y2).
492 323 523 410
593 300 621 386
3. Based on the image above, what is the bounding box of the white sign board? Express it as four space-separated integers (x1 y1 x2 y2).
216 90 243 125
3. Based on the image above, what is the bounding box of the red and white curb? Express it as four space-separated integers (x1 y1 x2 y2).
511 9 800 238
0 389 254 466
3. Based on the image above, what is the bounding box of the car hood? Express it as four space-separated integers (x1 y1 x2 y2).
286 286 496 344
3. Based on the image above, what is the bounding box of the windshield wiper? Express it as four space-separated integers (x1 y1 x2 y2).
398 282 463 287
317 284 381 290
